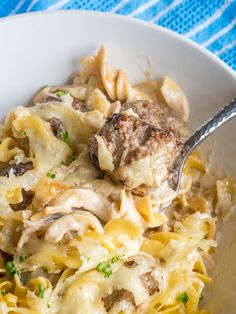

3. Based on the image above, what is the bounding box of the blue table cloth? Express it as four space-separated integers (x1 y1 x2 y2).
0 0 235 71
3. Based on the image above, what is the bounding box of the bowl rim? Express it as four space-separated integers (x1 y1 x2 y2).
0 9 235 81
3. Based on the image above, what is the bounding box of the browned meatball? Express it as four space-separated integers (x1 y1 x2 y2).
122 100 188 143
89 113 179 191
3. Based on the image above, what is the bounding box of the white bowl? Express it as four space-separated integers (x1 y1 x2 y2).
0 10 235 313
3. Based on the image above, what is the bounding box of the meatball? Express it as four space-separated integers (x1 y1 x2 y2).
89 113 179 191
122 100 188 143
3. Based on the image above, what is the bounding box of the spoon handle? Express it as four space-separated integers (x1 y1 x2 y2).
183 97 236 157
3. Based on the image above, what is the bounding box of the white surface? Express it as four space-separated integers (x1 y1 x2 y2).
0 10 235 313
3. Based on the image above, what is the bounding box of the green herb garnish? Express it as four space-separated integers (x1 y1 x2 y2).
177 291 189 305
6 261 17 277
19 256 25 263
61 155 77 167
53 90 67 97
68 155 77 164
46 172 56 179
0 290 5 296
16 255 25 263
96 261 112 278
20 130 26 137
111 256 121 263
59 130 70 145
37 284 45 299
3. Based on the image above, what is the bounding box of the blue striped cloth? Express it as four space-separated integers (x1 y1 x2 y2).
0 0 235 71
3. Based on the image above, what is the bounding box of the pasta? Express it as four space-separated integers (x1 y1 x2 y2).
0 46 235 314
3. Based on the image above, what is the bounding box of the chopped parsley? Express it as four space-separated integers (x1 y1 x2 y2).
111 256 121 263
19 255 25 263
37 284 45 299
60 155 77 167
59 130 70 145
68 155 77 164
96 261 112 278
6 261 17 277
46 266 53 274
177 291 189 305
53 90 68 97
96 256 122 277
46 172 56 179
0 290 5 296
15 255 25 263
20 130 26 137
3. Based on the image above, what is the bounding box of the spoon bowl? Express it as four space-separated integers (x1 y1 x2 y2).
168 97 236 198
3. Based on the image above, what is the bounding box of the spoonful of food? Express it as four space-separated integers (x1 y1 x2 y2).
88 97 235 211
168 97 236 199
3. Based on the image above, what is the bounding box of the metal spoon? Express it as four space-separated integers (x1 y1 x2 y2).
168 97 236 197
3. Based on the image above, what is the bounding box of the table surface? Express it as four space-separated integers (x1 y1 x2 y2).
0 0 235 71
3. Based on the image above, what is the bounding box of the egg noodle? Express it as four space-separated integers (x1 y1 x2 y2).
0 47 235 314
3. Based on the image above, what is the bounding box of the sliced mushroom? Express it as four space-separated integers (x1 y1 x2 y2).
140 271 160 296
10 189 34 211
72 98 90 112
1 162 33 177
124 260 138 268
47 188 112 222
44 210 103 243
30 206 71 222
102 289 135 312
48 117 64 138
44 96 63 103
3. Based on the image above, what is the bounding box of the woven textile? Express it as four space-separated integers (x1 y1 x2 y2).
0 0 235 70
